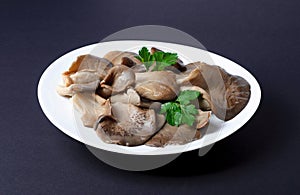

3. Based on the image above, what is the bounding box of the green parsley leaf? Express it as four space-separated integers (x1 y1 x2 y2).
160 102 181 126
135 47 153 70
176 90 200 105
161 52 178 65
173 112 183 126
135 47 178 71
152 51 164 62
138 47 151 62
160 90 201 126
181 104 198 126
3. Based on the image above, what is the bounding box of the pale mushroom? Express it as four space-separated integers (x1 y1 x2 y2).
103 51 142 66
62 54 112 87
94 102 165 146
145 109 210 147
181 62 251 120
98 65 135 98
135 71 179 101
72 93 111 128
56 80 100 97
109 88 141 106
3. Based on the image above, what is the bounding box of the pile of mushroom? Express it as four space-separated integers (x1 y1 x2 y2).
57 48 250 147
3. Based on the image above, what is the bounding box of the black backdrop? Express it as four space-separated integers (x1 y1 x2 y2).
1 0 300 194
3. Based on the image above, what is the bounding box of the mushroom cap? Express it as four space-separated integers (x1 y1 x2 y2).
72 93 111 128
109 88 141 106
145 109 210 147
95 102 165 146
135 71 179 101
183 62 251 121
56 80 100 97
103 51 142 66
62 54 112 87
100 65 136 95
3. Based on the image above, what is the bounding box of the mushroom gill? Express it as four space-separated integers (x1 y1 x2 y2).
95 102 165 146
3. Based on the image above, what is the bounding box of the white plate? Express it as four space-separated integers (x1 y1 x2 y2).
38 40 261 155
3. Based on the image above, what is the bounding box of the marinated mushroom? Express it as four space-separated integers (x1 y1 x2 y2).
145 109 210 147
95 102 165 146
99 65 135 96
72 93 111 128
56 80 100 97
121 57 136 67
103 51 142 66
62 54 112 87
109 88 141 106
130 64 147 73
182 62 250 120
135 71 179 101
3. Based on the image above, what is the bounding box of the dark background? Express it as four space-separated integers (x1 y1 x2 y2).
1 0 300 194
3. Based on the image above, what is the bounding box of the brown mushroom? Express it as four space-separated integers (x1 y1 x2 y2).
145 109 210 147
121 57 136 67
130 64 147 73
98 65 135 98
62 54 112 87
94 102 165 146
182 62 251 120
103 51 142 66
135 71 179 101
56 80 100 97
72 93 111 128
109 88 141 106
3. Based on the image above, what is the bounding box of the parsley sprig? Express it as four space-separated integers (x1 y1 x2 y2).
160 90 201 126
135 47 178 71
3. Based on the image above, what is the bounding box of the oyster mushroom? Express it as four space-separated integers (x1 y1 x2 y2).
120 57 136 68
103 51 142 66
56 80 100 97
145 109 210 147
135 71 179 101
181 62 251 121
62 54 113 87
68 70 100 84
98 65 135 98
109 88 141 106
95 102 165 146
72 93 111 128
130 64 147 73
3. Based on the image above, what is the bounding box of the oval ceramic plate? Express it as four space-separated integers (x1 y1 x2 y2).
38 40 261 155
